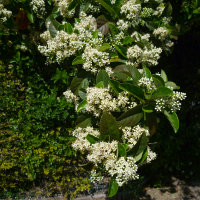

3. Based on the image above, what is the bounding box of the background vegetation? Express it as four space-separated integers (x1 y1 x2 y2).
0 0 200 199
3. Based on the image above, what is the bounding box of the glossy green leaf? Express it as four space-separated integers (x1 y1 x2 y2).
152 87 173 99
95 0 119 19
72 56 85 65
165 81 180 90
117 143 127 158
108 178 118 197
49 20 60 37
142 104 153 113
152 75 165 88
65 22 73 34
76 115 91 128
27 12 34 23
114 45 127 58
118 104 143 121
164 111 179 133
161 69 168 82
143 66 151 78
119 83 145 102
100 112 120 141
77 100 87 112
96 81 104 88
118 113 143 127
96 70 110 87
70 77 83 93
86 134 99 144
122 36 134 45
97 43 111 51
127 133 148 161
109 79 122 95
68 0 77 11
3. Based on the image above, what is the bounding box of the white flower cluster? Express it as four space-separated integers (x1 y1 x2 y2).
131 32 150 42
106 157 139 186
147 146 157 163
53 0 75 18
72 127 100 151
30 0 46 18
121 0 141 21
90 170 104 183
127 44 162 66
122 125 150 148
110 0 116 4
82 45 110 73
153 27 169 41
155 91 187 112
39 12 103 65
75 12 97 34
153 3 165 16
116 19 130 31
87 3 101 14
86 87 117 117
63 89 79 103
87 141 118 164
38 31 82 63
117 91 137 111
138 77 157 92
0 3 12 23
140 7 153 18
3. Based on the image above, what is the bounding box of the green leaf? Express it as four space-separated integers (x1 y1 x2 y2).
142 104 153 113
51 69 69 84
108 23 119 35
78 90 86 99
123 36 134 45
118 104 143 121
70 77 83 94
100 112 120 141
165 81 180 90
27 12 34 23
119 84 145 102
152 75 165 88
68 0 77 11
112 71 130 81
108 178 118 197
86 134 99 144
92 30 99 38
117 105 143 126
65 22 73 34
76 115 91 128
152 87 173 99
164 111 179 133
97 43 111 51
96 81 104 88
114 45 127 58
117 143 127 158
138 147 147 164
80 78 89 89
109 79 122 95
118 113 143 127
143 66 151 78
161 69 168 82
49 20 60 38
96 70 110 87
127 133 148 161
72 56 85 65
77 100 87 112
95 0 119 19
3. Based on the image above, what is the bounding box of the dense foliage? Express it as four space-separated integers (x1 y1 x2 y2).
1 0 198 198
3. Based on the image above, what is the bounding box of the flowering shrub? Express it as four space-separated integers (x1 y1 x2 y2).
0 0 187 197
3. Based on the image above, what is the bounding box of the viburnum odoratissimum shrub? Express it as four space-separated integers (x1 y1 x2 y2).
1 0 187 197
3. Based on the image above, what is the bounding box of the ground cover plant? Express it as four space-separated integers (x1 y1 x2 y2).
0 0 190 198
